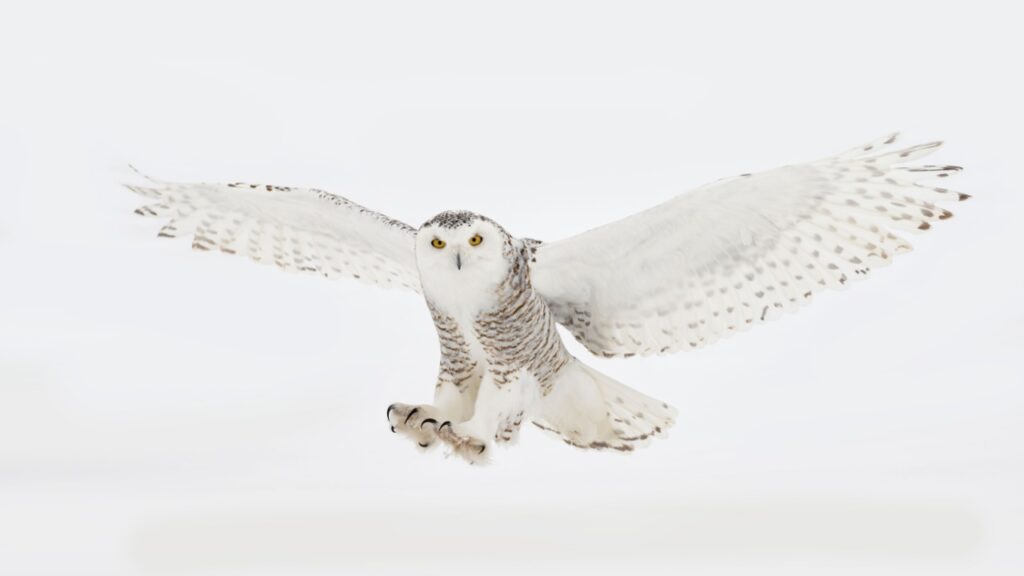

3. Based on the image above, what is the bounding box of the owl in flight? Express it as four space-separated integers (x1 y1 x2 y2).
125 134 967 463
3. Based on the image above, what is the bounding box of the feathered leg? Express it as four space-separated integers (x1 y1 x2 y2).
434 371 537 464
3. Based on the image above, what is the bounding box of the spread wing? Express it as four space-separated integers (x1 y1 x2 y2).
125 172 421 291
531 134 969 357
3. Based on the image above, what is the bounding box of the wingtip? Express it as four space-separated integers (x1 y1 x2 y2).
125 164 159 183
125 162 151 178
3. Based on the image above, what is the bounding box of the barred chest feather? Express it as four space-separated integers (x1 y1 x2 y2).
425 238 571 395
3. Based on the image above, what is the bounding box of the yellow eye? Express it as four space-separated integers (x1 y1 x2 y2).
431 238 446 249
468 234 483 246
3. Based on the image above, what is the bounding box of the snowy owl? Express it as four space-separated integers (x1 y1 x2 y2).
124 133 968 463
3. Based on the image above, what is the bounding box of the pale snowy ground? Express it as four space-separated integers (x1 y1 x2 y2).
2 2 1022 574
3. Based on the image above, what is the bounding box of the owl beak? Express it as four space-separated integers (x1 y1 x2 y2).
455 251 462 270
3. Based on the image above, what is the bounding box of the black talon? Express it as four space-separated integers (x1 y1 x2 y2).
404 407 420 425
420 418 437 429
477 444 486 454
386 403 397 422
390 426 396 433
438 421 452 432
418 441 430 448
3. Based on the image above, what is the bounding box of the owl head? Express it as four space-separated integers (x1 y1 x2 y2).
415 211 512 308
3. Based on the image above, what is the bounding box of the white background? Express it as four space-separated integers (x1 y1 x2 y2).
1 1 1021 574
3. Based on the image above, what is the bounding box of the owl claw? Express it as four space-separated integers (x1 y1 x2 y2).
387 403 444 450
403 407 420 425
387 404 485 461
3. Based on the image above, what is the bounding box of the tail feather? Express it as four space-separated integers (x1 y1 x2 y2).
533 360 676 452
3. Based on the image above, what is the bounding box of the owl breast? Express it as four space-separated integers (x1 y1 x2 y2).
425 238 572 395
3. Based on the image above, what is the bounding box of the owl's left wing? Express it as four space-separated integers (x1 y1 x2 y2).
531 134 969 357
125 173 421 291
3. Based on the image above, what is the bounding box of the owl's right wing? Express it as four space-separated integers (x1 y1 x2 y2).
531 134 969 357
125 173 421 292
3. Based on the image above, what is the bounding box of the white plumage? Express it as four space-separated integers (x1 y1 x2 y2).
125 134 968 462
532 133 967 356
127 173 421 291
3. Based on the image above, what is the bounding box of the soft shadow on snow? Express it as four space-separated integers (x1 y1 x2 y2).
129 500 982 572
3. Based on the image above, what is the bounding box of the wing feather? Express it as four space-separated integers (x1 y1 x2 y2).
125 173 421 291
531 134 968 357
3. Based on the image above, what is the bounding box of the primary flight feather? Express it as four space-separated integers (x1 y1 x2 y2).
125 133 968 462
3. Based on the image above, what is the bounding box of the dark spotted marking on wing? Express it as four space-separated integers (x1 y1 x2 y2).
538 134 969 358
126 177 421 291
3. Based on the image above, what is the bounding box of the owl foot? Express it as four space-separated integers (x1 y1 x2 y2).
435 420 489 464
386 403 440 449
